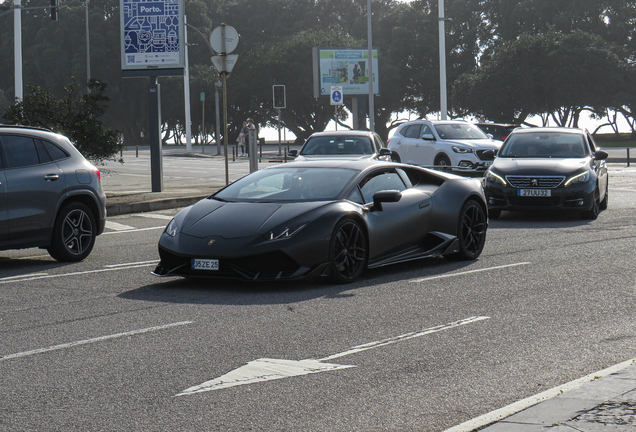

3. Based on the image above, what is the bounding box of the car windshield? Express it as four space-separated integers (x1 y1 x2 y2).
433 123 489 140
214 167 359 202
300 136 374 155
499 132 588 158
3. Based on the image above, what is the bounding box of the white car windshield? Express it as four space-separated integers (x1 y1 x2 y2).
433 124 489 140
499 133 588 158
214 167 359 202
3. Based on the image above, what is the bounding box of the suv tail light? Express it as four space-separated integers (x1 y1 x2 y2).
93 168 102 182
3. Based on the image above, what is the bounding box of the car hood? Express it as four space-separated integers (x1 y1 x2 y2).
294 154 375 161
180 198 327 239
443 138 501 150
492 157 590 175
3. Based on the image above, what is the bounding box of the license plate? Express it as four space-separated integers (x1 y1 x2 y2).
191 258 219 270
517 189 551 197
483 161 492 168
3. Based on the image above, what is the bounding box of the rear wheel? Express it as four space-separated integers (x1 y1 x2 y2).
445 200 487 260
600 182 608 210
47 202 96 262
329 219 367 284
435 154 452 172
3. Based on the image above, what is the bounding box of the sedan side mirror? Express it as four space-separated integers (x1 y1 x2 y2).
481 149 496 160
288 149 298 157
372 190 402 211
422 133 436 141
594 150 608 160
378 148 392 157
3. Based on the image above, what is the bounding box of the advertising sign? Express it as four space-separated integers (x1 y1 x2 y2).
120 0 185 71
313 47 379 97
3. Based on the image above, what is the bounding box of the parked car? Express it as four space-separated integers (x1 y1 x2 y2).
483 127 608 220
475 123 517 141
387 120 501 174
0 125 106 261
153 159 488 283
289 130 391 161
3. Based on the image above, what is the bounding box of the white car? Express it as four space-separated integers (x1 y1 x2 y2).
289 130 391 161
387 120 502 174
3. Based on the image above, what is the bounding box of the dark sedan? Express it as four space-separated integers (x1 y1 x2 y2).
483 127 608 219
153 159 488 283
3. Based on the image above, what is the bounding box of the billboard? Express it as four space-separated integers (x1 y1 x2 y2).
313 47 379 98
120 0 185 71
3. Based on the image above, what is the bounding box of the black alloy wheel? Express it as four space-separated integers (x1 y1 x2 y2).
435 154 452 172
581 187 600 220
47 202 97 262
446 199 487 260
329 219 367 283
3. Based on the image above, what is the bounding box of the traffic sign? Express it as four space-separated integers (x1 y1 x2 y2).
209 24 239 54
330 86 343 105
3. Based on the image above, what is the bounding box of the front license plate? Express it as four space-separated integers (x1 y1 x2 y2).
191 258 219 270
517 189 551 197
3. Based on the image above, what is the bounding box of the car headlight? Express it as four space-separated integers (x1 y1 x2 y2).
564 171 590 187
165 218 179 237
265 222 307 241
486 170 507 186
452 146 473 154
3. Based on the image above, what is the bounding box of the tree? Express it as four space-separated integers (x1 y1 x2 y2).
3 80 124 163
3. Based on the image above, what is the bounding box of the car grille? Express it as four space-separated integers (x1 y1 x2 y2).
505 175 565 188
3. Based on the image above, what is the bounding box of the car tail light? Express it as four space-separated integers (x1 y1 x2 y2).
93 168 102 182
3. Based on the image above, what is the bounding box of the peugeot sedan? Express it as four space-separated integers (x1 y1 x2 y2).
483 127 608 220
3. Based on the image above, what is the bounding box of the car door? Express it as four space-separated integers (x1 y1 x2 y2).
1 135 66 245
411 123 436 167
397 124 423 164
0 165 7 246
353 168 432 260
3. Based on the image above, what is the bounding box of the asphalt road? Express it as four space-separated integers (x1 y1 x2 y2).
1 171 636 431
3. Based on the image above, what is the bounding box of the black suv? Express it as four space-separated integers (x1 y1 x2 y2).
0 125 106 261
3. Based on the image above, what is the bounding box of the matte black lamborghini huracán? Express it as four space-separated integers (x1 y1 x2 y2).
153 159 488 283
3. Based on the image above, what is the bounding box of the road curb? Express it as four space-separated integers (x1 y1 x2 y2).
106 195 208 216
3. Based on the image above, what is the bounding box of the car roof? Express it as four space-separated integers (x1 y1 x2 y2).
0 124 54 133
476 122 516 127
307 130 376 138
510 127 584 135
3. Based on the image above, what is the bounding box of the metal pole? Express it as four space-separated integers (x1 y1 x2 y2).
183 16 193 153
335 106 338 130
85 0 90 93
277 108 282 155
438 0 448 120
14 0 22 100
222 73 229 185
215 81 221 155
367 0 374 131
149 77 163 192
202 97 205 153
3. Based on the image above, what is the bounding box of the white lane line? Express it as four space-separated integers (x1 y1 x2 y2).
410 262 531 283
0 321 192 362
105 221 136 231
443 357 636 432
103 260 158 268
320 316 490 362
134 213 174 221
0 273 48 281
0 262 157 284
102 226 165 235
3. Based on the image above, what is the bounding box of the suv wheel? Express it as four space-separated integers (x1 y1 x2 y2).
435 154 452 172
47 202 97 262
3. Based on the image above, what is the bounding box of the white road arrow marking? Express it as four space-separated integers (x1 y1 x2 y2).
176 316 490 396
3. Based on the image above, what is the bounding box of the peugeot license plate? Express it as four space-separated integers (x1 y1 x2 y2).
191 258 219 270
518 189 551 197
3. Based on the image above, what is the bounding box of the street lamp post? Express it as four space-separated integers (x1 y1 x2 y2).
367 0 374 131
14 0 22 100
85 0 90 93
438 0 448 120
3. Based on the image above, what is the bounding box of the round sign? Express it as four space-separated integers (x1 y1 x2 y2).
209 24 239 54
332 91 342 103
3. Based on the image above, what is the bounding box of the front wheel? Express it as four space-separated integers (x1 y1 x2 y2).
581 187 600 220
329 219 367 284
435 154 452 172
445 199 487 260
47 202 97 262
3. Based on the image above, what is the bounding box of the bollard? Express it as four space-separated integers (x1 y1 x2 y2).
232 146 235 162
628 148 630 167
284 147 287 163
136 144 138 158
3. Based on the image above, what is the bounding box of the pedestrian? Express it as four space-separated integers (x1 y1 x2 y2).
237 121 248 155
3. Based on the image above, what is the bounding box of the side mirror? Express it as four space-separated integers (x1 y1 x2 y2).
372 190 402 211
288 149 298 157
594 150 608 160
481 149 496 160
378 148 392 157
422 133 435 141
